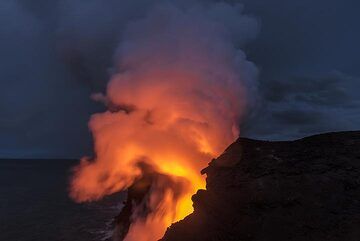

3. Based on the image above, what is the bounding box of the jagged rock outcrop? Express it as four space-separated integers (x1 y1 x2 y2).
161 131 360 241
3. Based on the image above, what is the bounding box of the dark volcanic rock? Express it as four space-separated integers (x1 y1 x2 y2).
161 131 360 241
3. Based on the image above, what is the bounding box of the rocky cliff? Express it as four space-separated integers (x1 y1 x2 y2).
161 131 360 241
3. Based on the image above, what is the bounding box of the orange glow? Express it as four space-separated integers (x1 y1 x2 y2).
69 72 244 239
69 4 255 240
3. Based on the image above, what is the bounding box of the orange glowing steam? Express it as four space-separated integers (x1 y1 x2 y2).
70 70 243 240
70 3 257 241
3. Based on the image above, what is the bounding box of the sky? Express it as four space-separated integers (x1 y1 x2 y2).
0 0 359 158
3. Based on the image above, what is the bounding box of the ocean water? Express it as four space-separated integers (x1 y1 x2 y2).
0 159 124 241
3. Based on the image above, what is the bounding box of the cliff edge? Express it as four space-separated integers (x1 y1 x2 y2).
161 131 360 241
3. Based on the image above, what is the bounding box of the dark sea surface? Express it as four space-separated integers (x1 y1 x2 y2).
0 159 124 241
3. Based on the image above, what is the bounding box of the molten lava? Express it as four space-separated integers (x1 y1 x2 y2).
69 3 257 241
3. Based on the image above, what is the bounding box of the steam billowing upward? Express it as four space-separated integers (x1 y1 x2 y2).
70 1 259 240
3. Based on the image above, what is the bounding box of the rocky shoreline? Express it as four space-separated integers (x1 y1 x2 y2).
161 131 360 241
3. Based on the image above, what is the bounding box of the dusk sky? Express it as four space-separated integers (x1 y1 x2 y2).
1 0 359 158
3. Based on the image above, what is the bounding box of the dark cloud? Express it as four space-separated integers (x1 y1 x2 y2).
242 72 360 140
236 0 360 140
264 73 353 107
237 0 360 76
0 0 102 158
272 109 324 126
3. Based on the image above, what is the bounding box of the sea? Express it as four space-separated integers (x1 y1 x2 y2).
0 159 125 241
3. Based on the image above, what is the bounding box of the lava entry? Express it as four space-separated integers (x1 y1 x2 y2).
70 2 258 241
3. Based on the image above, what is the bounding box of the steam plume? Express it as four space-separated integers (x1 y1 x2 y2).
70 1 259 240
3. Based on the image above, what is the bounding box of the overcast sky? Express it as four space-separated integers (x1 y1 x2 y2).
0 0 359 158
